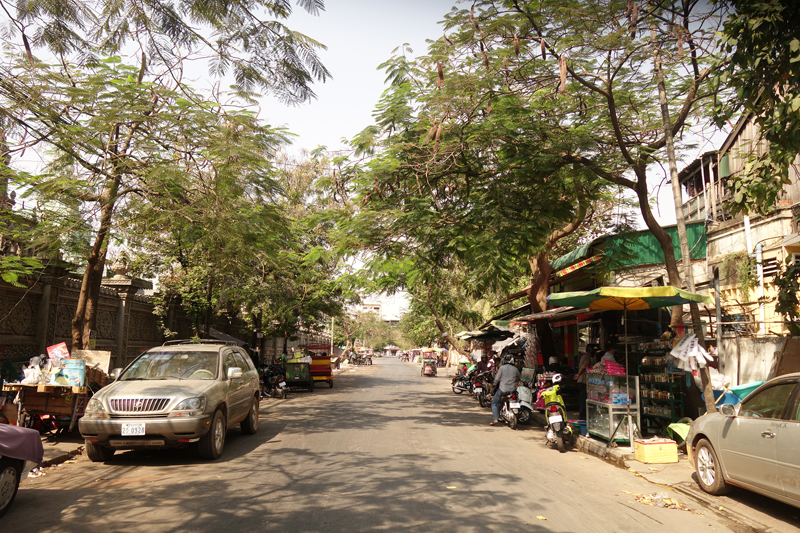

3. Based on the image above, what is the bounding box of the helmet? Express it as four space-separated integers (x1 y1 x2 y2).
481 354 488 361
551 373 563 384
503 353 514 365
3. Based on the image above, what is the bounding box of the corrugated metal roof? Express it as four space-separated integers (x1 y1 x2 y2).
606 222 706 267
549 222 707 274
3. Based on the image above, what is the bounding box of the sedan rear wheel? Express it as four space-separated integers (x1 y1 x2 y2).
694 438 731 495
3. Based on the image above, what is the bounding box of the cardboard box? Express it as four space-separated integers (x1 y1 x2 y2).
51 359 85 387
634 439 679 464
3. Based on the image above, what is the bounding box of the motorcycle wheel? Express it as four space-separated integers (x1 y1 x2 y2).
278 388 287 399
478 391 486 408
517 407 532 425
452 385 464 394
508 411 517 430
556 428 566 453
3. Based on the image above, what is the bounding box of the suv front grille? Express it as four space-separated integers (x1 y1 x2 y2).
110 398 170 413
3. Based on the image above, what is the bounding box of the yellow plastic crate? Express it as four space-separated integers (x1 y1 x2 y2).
634 439 678 464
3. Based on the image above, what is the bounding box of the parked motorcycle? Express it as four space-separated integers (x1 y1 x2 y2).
540 374 572 452
515 379 535 425
451 370 472 395
260 364 288 399
498 389 521 430
473 371 494 408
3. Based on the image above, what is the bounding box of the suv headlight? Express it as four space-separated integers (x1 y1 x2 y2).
84 398 108 419
169 397 206 417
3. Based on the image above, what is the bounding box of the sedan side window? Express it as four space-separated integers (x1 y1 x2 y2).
790 391 800 422
739 383 796 419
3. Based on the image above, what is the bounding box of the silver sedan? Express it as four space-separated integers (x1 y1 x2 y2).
686 372 800 509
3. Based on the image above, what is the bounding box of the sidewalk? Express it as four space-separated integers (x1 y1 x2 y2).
574 433 800 531
38 431 84 467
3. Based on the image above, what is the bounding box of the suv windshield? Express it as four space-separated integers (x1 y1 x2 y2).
121 351 219 380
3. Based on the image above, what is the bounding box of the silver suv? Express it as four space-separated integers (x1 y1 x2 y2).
79 340 260 461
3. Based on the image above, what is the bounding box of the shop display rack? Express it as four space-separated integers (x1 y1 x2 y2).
586 373 640 443
638 348 685 429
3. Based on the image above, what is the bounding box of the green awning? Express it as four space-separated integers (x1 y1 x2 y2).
551 240 593 271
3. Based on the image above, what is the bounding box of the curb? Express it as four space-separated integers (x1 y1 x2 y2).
40 445 84 468
574 435 634 469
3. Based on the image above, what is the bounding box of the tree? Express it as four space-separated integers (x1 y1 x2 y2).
335 311 396 351
773 257 800 336
1 57 287 349
713 0 800 215
0 0 330 101
425 0 724 331
0 0 330 350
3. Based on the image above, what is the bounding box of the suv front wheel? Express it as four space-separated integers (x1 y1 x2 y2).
85 441 115 463
198 410 226 460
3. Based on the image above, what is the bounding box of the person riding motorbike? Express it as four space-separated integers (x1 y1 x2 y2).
490 354 521 426
476 354 491 373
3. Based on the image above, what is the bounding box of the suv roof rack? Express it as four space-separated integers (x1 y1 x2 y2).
162 339 239 346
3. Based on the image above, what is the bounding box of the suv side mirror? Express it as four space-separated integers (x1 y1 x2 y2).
227 367 243 380
109 368 123 382
720 403 737 416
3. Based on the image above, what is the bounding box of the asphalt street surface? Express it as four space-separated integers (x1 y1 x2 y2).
6 357 799 532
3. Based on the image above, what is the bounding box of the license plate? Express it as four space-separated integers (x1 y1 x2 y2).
121 423 145 436
278 382 287 388
509 402 521 409
474 388 482 394
549 414 563 424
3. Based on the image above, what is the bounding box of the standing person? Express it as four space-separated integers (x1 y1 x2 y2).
575 350 592 421
490 354 521 426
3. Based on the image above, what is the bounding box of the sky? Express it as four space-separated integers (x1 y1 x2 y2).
259 0 459 154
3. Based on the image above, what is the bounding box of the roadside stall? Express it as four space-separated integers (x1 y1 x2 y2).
548 286 713 448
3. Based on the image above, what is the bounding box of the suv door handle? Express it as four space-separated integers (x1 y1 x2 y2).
761 431 776 439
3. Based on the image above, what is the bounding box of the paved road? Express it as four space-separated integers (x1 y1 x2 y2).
5 358 797 532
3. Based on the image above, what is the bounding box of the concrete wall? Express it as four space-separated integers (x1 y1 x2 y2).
718 334 786 386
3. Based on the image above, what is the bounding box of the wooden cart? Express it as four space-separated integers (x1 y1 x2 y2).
2 383 92 432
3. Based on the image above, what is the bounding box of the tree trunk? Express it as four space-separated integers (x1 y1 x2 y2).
203 276 213 337
71 192 116 352
82 246 107 348
424 288 467 356
525 206 587 363
0 128 11 211
528 253 555 361
632 169 684 326
652 23 715 413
